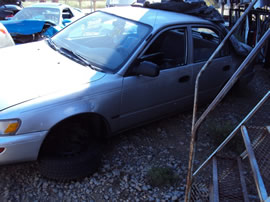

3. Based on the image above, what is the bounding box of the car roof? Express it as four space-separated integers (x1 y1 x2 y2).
29 3 69 9
102 6 211 30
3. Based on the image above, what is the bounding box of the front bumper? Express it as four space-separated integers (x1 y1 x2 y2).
0 131 47 165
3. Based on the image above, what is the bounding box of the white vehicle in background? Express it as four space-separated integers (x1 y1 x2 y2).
0 22 14 48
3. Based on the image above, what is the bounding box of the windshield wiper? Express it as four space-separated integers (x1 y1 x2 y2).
46 40 104 72
59 47 90 66
58 47 104 72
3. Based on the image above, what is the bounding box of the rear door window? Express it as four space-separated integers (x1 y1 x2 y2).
191 27 230 63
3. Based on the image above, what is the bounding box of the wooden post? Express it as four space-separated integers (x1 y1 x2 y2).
93 0 96 11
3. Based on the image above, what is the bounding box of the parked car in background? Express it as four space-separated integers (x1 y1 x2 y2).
0 0 23 7
0 5 252 180
1 3 84 44
0 4 22 20
0 22 14 48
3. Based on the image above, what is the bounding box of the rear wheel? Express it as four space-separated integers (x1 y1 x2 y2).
39 123 102 181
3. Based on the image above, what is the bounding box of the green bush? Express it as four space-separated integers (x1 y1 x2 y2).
206 119 244 154
146 166 178 187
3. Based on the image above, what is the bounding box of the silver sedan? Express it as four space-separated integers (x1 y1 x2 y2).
0 6 244 180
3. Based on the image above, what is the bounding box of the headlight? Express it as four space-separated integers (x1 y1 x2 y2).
0 119 21 135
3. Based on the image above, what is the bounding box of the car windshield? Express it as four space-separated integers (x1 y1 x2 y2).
13 7 60 24
51 11 151 73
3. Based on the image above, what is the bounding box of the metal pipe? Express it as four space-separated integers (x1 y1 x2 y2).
185 0 259 200
193 91 269 176
192 28 270 170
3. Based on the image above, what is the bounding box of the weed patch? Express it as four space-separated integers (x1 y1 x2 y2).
206 119 245 154
146 166 178 187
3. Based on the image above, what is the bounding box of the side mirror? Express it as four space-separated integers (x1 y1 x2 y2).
133 61 159 77
62 19 71 26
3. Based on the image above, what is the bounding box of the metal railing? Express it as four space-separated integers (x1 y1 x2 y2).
185 29 270 201
184 0 267 200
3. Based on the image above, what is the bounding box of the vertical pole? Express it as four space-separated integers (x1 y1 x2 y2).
93 0 96 11
90 0 93 12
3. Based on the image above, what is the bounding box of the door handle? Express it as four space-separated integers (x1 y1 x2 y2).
178 75 190 83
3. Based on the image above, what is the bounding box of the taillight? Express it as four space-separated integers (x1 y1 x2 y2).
0 148 5 153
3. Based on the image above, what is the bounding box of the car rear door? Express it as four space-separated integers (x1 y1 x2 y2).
190 25 234 103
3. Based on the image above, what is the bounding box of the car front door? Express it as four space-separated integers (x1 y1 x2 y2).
119 27 194 129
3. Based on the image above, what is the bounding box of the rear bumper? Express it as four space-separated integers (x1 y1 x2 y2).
0 131 47 165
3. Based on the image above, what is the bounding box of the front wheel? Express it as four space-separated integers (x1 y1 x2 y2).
39 124 102 181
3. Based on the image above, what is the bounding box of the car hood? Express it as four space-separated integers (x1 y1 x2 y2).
1 19 53 35
0 41 105 111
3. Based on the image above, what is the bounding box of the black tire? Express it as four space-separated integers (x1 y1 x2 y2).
39 124 102 181
39 146 101 181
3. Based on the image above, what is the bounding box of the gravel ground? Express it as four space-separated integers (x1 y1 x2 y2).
0 65 269 202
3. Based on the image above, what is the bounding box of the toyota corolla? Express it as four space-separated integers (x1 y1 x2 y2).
0 5 251 180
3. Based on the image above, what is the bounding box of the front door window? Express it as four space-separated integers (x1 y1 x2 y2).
142 28 187 70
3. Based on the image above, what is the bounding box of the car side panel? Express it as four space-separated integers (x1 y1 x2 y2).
119 64 194 129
